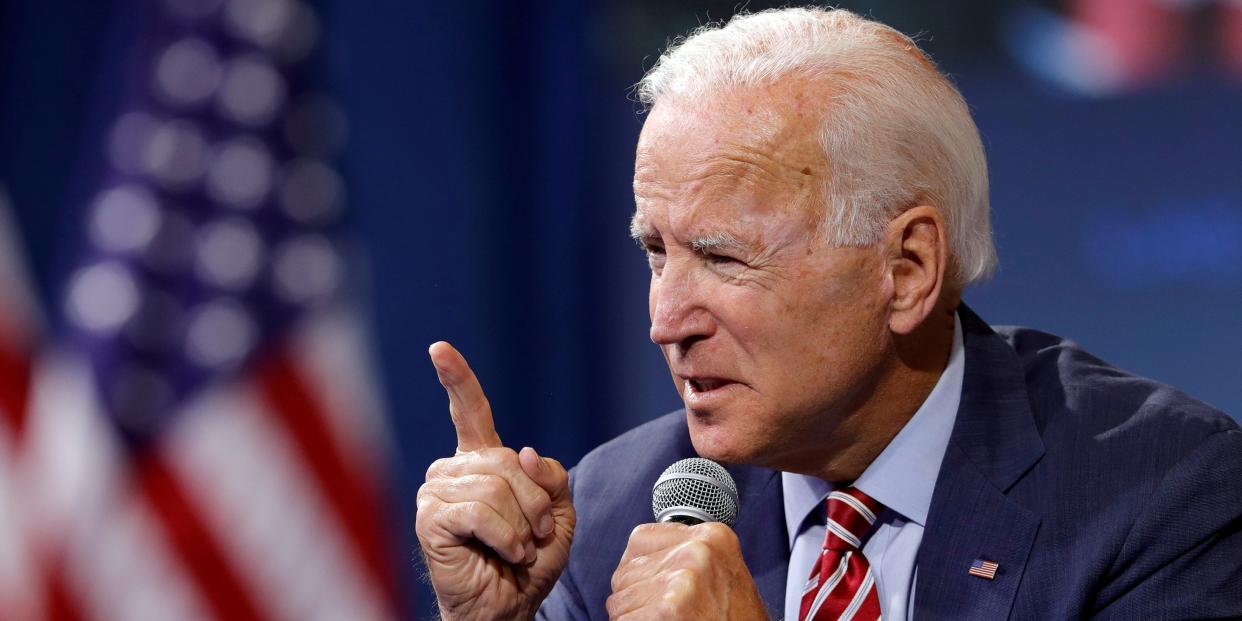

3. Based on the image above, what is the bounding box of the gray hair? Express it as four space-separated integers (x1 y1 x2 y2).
636 7 997 284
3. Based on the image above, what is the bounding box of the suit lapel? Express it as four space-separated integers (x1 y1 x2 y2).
914 306 1045 620
914 444 1041 620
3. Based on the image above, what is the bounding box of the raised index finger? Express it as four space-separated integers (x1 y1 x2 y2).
428 341 502 452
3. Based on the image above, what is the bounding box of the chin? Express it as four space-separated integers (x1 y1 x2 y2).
686 412 763 465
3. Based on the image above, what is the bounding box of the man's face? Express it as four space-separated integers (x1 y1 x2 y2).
631 82 894 472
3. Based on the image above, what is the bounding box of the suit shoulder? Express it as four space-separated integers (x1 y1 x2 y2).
993 324 1238 454
572 409 691 483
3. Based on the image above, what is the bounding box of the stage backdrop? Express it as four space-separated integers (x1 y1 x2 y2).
1 1 1238 618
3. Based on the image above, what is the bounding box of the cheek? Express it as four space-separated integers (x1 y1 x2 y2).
752 266 886 380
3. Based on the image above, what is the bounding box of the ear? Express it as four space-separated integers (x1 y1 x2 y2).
884 205 948 335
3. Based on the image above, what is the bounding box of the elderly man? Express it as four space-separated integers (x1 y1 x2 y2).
415 7 1242 620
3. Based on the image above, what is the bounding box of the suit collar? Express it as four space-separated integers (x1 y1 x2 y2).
952 304 1045 491
913 304 1045 620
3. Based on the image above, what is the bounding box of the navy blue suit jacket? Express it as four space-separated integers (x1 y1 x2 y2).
538 307 1242 619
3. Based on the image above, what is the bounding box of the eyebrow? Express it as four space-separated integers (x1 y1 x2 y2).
629 216 749 253
690 232 747 253
629 216 652 242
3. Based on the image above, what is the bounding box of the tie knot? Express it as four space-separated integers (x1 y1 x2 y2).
821 488 884 551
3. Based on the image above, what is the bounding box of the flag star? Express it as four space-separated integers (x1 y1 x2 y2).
206 136 274 208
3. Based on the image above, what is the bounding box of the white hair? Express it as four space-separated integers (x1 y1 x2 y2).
636 7 997 284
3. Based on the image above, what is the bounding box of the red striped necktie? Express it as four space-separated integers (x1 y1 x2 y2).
799 487 885 621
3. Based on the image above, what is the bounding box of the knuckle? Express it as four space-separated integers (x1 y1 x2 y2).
412 508 431 539
668 567 696 596
693 522 738 548
425 457 452 479
482 447 520 470
630 523 660 541
692 521 727 539
498 526 519 551
524 487 553 514
605 590 633 619
681 540 713 569
414 485 436 512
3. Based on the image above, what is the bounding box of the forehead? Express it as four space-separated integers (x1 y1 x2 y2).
637 79 829 174
632 80 831 237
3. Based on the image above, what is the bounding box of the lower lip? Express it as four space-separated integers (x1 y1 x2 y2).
683 381 742 410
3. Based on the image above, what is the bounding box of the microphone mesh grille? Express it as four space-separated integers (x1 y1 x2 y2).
651 458 739 526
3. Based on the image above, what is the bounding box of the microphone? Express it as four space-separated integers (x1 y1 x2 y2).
651 457 739 526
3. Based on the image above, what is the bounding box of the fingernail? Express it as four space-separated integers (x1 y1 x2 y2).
525 540 537 564
540 514 554 537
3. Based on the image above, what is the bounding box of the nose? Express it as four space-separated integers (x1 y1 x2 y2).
649 260 714 347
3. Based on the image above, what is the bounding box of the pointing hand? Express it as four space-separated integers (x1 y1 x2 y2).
415 342 576 621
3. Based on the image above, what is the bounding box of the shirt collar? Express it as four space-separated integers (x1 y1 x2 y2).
782 312 965 546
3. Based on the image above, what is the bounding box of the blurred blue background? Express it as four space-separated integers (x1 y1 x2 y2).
1 1 1238 617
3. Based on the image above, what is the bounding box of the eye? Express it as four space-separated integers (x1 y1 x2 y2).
706 253 739 265
642 242 666 272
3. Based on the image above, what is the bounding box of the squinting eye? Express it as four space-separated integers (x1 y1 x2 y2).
707 253 739 265
643 244 666 271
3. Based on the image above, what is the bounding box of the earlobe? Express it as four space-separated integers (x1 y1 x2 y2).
886 206 947 335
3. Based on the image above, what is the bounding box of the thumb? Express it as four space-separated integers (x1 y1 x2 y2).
519 446 571 504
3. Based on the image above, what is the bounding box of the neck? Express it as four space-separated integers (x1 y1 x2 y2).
808 303 957 483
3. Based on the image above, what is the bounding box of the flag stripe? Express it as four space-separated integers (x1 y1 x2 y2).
256 348 397 609
44 558 89 621
133 453 269 621
166 384 390 621
0 342 32 441
289 312 389 474
65 479 212 621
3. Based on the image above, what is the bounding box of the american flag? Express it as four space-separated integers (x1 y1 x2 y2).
968 558 999 581
0 182 44 620
0 1 406 619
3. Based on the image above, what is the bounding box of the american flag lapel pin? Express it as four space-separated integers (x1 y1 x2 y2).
969 558 999 580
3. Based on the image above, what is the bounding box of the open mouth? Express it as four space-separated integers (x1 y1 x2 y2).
686 378 733 392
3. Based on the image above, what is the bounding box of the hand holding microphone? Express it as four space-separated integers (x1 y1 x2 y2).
606 458 768 620
415 342 576 621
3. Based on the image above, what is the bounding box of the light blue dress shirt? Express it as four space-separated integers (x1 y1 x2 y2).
781 313 964 621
